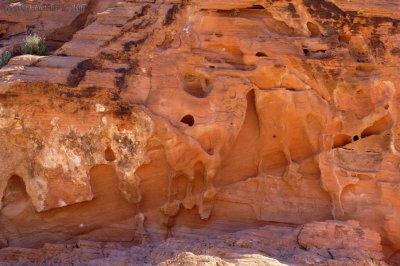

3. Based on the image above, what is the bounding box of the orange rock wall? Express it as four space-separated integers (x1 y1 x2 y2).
0 0 399 262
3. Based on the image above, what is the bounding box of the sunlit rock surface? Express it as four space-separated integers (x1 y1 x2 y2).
0 0 399 264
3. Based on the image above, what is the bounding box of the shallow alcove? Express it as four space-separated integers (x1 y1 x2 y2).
214 89 260 186
307 22 322 37
249 5 265 10
361 115 392 139
181 115 195 127
333 134 353 148
1 175 31 218
303 48 310 56
255 52 267 57
183 74 210 98
104 147 116 161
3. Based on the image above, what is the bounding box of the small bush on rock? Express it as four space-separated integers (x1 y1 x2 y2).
0 51 13 67
21 34 46 55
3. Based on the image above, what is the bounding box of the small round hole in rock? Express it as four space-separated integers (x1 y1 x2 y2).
105 147 116 161
181 115 195 127
256 52 267 57
353 135 359 142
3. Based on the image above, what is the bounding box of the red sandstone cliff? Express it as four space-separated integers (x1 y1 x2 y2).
0 0 399 265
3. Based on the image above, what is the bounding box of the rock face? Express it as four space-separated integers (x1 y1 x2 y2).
0 0 119 51
0 221 386 265
0 0 399 265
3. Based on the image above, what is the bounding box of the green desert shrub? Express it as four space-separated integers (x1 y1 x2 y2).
21 34 46 55
0 51 13 67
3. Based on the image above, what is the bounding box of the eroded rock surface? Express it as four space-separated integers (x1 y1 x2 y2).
0 0 399 264
0 221 387 265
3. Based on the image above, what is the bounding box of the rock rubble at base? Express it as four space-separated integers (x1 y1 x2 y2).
0 221 387 266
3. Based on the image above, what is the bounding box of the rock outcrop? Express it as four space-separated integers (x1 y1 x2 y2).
0 221 387 265
0 0 399 264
